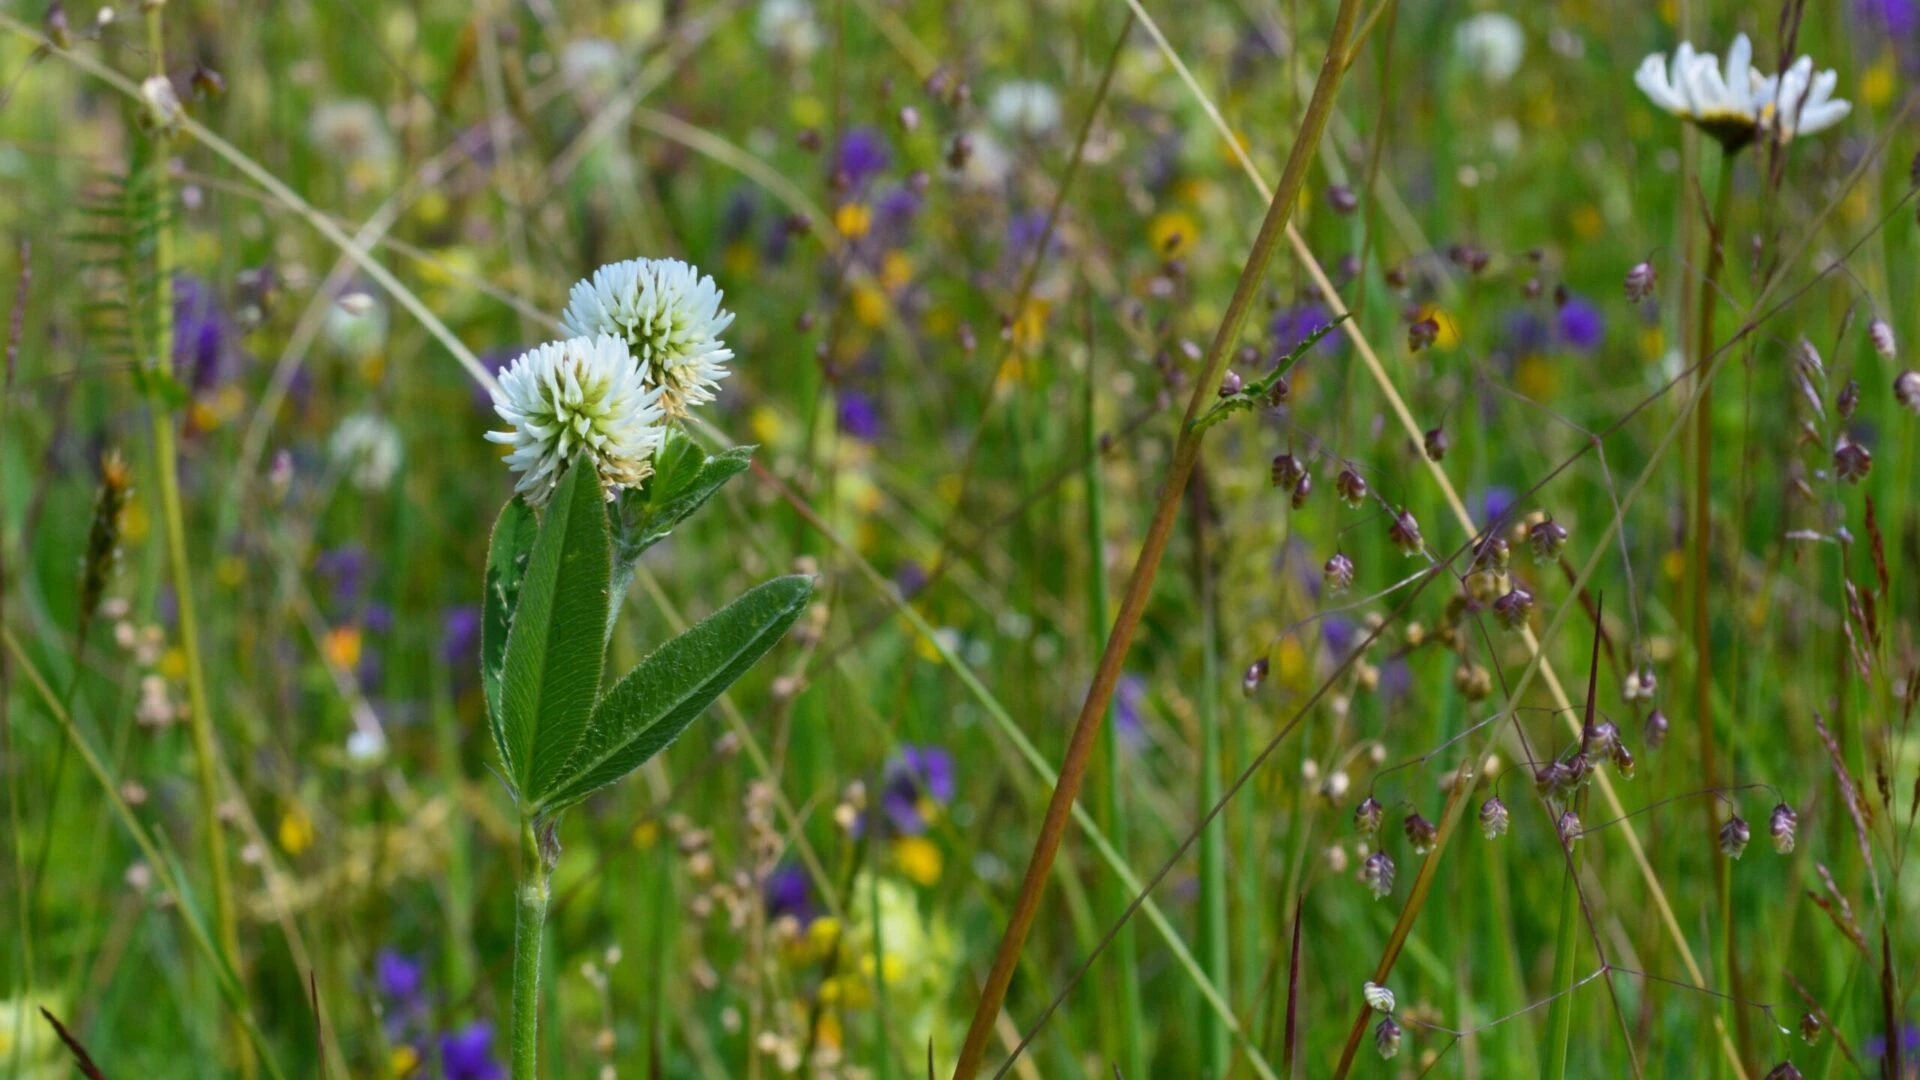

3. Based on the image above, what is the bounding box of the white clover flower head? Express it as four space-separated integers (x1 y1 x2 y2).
1754 54 1851 142
1453 13 1525 84
329 413 403 493
560 258 735 418
486 335 666 506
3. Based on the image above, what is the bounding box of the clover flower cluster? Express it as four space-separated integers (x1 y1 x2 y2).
488 258 734 507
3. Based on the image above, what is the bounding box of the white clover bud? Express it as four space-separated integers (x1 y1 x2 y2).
486 335 666 507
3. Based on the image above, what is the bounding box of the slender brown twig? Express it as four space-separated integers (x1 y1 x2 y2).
946 2 1365 1074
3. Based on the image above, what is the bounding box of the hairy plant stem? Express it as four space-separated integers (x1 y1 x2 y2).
947 1 1364 1073
511 819 554 1080
139 7 251 1075
1692 152 1747 1070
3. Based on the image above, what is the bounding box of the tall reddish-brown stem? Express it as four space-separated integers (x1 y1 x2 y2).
947 2 1365 1074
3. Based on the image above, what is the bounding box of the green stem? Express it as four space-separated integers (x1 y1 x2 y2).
1190 471 1230 1080
1083 315 1148 1079
1540 840 1582 1079
511 820 553 1080
1691 150 1746 1072
140 6 250 1074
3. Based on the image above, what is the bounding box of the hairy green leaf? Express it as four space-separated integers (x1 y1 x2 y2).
482 496 538 780
534 574 813 813
605 432 754 634
499 460 613 800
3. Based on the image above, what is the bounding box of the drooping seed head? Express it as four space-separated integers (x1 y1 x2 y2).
1362 980 1395 1012
1374 1016 1403 1060
1355 796 1384 838
1328 184 1360 214
1611 741 1637 779
1291 471 1313 509
1833 439 1872 484
1271 452 1305 490
1536 761 1572 799
1837 378 1860 420
1389 508 1425 557
1557 809 1582 846
1625 261 1658 302
1423 426 1450 462
1769 802 1798 854
1324 552 1356 596
1764 1063 1803 1080
1242 657 1269 698
1362 850 1395 899
1643 708 1669 748
1720 814 1751 859
1336 467 1369 507
1529 518 1570 564
1584 720 1620 758
1454 663 1492 702
1869 318 1896 359
1492 586 1534 631
1895 370 1920 414
1798 1011 1821 1044
1480 796 1510 839
1404 812 1438 856
1408 316 1440 352
1624 665 1658 702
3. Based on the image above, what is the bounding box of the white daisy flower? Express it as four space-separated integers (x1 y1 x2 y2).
329 413 404 493
559 258 735 418
1636 34 1849 149
988 81 1063 138
1453 13 1525 84
1635 34 1765 149
486 335 666 506
1754 54 1851 142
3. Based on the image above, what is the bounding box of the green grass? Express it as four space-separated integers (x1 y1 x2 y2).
1 1 1918 1077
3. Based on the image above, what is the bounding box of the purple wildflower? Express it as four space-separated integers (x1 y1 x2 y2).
873 186 922 243
878 744 955 834
1472 486 1518 528
1271 302 1342 358
1857 0 1919 36
440 1021 505 1080
1557 296 1604 352
441 605 482 668
894 559 928 599
314 545 368 609
1321 615 1358 661
833 127 890 190
1499 309 1550 362
172 274 242 393
763 862 818 927
375 950 424 1003
838 389 882 440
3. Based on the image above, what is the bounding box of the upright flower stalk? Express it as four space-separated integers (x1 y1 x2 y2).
480 257 810 1078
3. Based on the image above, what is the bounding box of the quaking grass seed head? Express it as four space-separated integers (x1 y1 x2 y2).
1479 795 1510 838
1242 657 1269 698
1529 518 1569 564
1362 850 1394 899
1374 1015 1403 1060
1454 662 1492 702
1557 809 1582 846
1324 552 1355 595
1335 467 1369 507
1719 813 1751 859
1833 439 1872 484
1769 802 1798 853
1492 585 1534 631
1625 260 1658 301
1403 811 1437 855
1291 470 1313 509
1271 452 1305 490
1764 1063 1803 1080
1798 1011 1821 1043
1354 796 1384 837
1869 318 1896 358
1895 370 1920 414
1643 707 1669 748
1389 508 1424 556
